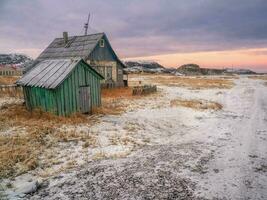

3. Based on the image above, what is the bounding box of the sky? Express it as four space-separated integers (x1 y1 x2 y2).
0 0 267 72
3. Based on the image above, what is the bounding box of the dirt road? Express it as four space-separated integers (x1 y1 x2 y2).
28 77 267 200
195 78 267 199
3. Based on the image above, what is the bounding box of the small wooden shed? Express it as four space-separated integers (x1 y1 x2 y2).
16 58 104 116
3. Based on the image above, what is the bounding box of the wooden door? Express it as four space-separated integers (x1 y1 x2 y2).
79 86 91 114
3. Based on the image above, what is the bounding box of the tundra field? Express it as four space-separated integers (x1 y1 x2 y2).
0 74 267 200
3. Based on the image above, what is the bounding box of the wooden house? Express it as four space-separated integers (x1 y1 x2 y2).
26 32 128 87
17 59 104 116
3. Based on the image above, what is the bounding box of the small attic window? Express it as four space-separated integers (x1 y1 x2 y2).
99 39 105 47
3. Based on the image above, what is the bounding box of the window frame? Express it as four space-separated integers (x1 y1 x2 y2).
99 39 105 47
106 66 112 80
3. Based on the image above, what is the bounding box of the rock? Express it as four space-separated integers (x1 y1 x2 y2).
15 180 38 195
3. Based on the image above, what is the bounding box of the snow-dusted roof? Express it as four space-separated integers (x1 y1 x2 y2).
37 33 104 60
16 59 103 89
24 32 126 73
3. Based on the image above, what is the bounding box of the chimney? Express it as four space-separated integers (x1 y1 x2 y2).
63 32 68 45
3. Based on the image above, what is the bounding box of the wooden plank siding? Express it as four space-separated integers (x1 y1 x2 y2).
88 36 117 62
22 60 102 116
87 35 124 87
23 87 56 113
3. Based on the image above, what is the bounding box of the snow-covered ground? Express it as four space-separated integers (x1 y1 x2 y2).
194 77 267 199
1 76 267 199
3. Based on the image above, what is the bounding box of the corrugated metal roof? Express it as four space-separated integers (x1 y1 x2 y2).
16 59 103 89
37 33 104 60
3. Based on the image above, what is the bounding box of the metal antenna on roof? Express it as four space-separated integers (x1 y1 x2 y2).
84 13 90 35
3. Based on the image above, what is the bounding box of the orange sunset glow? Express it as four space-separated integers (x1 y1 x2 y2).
124 48 267 72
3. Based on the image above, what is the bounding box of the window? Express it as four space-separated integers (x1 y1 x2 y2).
99 66 105 77
99 39 105 47
94 66 105 77
106 66 112 80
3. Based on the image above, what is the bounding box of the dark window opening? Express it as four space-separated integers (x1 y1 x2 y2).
100 39 105 47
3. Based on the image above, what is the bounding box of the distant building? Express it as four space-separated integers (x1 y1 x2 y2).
0 65 23 76
26 32 128 87
17 59 104 116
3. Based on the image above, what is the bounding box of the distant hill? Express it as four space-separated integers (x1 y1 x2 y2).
124 61 168 73
0 54 33 69
123 61 257 75
177 64 202 75
176 64 256 75
224 68 257 74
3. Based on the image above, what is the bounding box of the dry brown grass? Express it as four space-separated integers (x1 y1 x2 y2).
0 103 96 178
220 76 239 80
129 74 234 89
249 75 267 81
0 125 53 177
94 87 143 115
0 76 20 85
101 87 134 99
93 151 107 160
55 130 97 145
99 86 160 115
155 76 234 89
170 98 223 110
0 87 23 98
92 99 126 115
0 76 23 97
0 103 88 128
0 123 98 178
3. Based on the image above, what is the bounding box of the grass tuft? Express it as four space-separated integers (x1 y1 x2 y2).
170 98 223 110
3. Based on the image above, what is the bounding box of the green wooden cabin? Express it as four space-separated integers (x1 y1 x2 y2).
16 59 104 116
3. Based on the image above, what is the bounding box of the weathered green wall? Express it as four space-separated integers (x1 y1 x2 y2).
23 86 57 113
54 61 102 116
23 61 102 116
